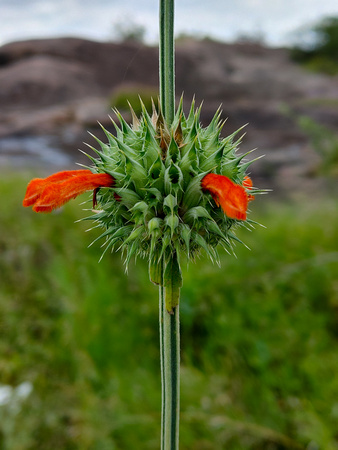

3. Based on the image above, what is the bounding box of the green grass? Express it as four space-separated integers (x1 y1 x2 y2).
0 174 338 449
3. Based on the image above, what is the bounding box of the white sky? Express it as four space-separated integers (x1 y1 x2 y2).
1 0 338 46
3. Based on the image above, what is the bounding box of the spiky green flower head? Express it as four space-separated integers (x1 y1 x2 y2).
84 98 261 311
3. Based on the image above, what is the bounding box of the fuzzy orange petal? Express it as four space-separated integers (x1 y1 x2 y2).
219 183 248 220
243 175 255 201
201 173 249 220
23 170 114 213
23 170 93 207
33 172 114 213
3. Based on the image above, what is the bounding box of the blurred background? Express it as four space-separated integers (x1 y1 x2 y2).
0 1 338 449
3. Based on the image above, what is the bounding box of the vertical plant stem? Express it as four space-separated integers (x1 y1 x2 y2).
159 266 180 450
159 283 165 449
158 0 179 447
159 0 175 124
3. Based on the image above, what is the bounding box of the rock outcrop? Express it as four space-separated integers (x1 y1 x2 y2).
1 37 338 194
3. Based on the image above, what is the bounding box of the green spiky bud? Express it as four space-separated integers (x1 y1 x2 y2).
83 99 263 309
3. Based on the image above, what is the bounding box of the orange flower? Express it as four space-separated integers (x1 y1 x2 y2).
243 175 255 201
23 169 114 213
201 173 254 220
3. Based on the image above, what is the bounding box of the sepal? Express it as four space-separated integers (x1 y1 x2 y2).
163 252 182 313
149 255 163 285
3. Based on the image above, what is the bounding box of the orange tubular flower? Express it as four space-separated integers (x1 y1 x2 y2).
23 169 115 213
243 175 255 201
201 173 254 220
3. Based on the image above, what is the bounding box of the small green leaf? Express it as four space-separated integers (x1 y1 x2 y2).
115 188 141 209
131 201 148 212
193 232 220 265
183 206 213 223
148 217 163 233
182 175 205 210
123 226 144 244
164 253 182 313
145 187 163 207
179 223 191 256
149 256 163 285
163 194 177 211
199 144 225 172
205 220 227 239
166 135 180 163
164 166 172 194
165 214 179 236
159 230 172 260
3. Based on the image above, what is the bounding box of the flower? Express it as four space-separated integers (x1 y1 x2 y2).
243 175 255 201
22 100 262 272
201 173 254 221
23 169 114 213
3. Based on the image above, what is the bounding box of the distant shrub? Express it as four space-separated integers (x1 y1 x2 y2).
291 16 338 75
281 105 338 177
297 115 338 176
111 20 146 43
109 84 158 116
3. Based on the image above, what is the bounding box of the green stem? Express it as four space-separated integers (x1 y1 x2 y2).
159 283 165 449
159 0 175 124
158 1 179 447
159 278 180 450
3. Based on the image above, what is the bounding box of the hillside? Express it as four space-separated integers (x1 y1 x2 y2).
0 37 338 194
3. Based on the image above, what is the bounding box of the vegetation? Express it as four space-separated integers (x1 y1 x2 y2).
296 115 338 177
291 16 338 75
1 174 337 449
281 106 338 178
111 20 146 43
109 85 159 116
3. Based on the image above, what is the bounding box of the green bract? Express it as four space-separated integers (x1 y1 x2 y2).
83 99 259 306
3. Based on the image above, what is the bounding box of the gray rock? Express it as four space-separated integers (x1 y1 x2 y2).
0 37 337 194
